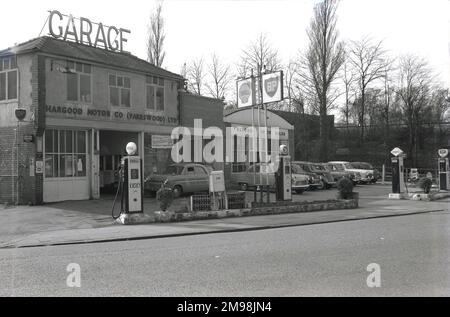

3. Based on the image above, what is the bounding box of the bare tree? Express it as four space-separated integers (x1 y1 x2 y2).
205 53 232 100
341 55 356 137
395 54 434 165
146 2 166 67
348 37 390 143
186 58 205 95
239 33 282 103
297 0 345 161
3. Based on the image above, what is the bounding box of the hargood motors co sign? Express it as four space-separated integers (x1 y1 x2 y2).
47 10 131 53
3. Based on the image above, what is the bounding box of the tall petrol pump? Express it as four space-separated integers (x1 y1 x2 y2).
112 142 144 224
275 144 292 201
438 149 449 191
390 147 405 197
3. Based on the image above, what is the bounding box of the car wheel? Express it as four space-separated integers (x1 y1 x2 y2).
295 189 305 194
317 180 326 190
239 183 249 191
173 185 183 198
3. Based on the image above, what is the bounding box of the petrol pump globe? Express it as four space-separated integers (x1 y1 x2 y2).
126 142 137 155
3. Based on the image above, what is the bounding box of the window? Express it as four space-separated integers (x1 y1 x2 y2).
146 75 164 111
194 166 207 175
0 56 18 101
65 61 92 102
44 129 87 178
109 74 131 107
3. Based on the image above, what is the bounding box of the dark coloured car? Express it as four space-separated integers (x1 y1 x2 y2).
292 161 334 190
144 163 212 198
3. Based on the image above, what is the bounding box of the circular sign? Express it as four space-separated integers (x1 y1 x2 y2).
438 149 448 158
238 82 251 104
279 144 289 156
126 142 137 155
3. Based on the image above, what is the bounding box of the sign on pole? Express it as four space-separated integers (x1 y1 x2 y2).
391 147 404 157
438 149 449 158
237 77 255 108
262 71 283 104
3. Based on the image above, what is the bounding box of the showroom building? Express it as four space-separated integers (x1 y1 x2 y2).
0 35 222 204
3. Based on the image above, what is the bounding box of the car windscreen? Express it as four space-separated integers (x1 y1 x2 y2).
292 164 305 174
298 164 312 172
360 163 373 169
165 165 184 175
313 165 326 171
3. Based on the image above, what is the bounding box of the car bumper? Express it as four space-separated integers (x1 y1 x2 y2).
145 182 164 192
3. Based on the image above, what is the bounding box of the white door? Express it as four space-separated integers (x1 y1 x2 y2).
43 129 90 202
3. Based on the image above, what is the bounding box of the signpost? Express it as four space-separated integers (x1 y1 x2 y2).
236 68 284 204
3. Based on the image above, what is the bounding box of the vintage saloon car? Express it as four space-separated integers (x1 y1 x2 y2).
144 163 212 197
328 161 374 184
292 161 335 190
323 162 361 185
351 162 380 183
230 163 310 194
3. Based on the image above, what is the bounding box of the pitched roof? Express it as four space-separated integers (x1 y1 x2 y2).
0 36 184 80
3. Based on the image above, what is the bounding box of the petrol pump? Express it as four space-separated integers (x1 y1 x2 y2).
275 144 292 201
390 147 405 197
438 149 449 191
112 142 145 224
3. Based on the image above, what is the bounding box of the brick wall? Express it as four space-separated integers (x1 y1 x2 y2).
0 53 43 205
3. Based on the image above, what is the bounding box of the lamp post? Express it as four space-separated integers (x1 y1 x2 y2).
14 108 27 205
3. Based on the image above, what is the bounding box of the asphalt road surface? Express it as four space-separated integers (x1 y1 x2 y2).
1 210 449 296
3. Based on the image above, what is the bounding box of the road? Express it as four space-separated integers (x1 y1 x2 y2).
1 210 449 296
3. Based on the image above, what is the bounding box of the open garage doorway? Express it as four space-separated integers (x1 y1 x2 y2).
99 130 139 195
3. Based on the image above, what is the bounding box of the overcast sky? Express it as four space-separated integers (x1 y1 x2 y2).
2 0 449 90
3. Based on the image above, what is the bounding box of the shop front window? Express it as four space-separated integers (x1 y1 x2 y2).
44 129 87 178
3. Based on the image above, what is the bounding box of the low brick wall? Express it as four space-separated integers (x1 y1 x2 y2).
154 198 359 223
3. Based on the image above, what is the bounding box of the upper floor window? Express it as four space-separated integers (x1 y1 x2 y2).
66 61 91 103
0 56 18 101
109 74 131 107
146 75 164 111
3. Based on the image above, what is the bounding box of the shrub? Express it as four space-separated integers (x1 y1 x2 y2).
418 177 432 194
337 177 354 199
156 180 174 211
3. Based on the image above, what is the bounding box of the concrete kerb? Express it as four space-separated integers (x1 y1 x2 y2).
1 208 444 250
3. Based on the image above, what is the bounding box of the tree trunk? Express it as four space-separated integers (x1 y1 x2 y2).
360 90 365 144
319 110 329 162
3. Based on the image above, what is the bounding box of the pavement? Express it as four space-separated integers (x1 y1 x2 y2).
0 184 448 248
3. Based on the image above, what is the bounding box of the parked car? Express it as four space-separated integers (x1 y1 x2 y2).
328 161 374 184
351 162 380 183
323 162 361 185
144 163 212 198
291 163 321 191
230 163 310 194
292 161 334 190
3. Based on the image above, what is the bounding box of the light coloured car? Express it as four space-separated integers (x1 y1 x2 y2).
230 163 310 194
324 162 361 185
144 163 212 197
328 161 373 184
